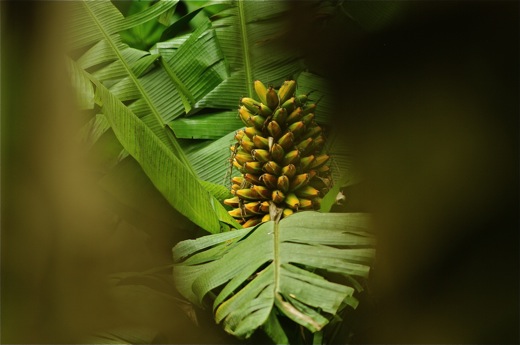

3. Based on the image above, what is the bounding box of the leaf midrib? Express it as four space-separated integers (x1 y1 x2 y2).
272 219 322 332
82 1 195 173
237 0 253 97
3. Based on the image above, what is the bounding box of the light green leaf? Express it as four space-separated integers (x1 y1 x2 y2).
195 1 305 109
169 111 242 139
185 129 241 185
173 212 375 341
155 20 228 116
93 77 238 233
67 0 178 51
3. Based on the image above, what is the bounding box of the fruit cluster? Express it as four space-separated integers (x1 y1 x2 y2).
224 80 332 227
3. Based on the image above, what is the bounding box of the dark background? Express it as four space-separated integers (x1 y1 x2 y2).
287 1 519 343
2 1 518 344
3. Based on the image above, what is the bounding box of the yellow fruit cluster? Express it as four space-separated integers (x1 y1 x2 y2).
224 80 332 227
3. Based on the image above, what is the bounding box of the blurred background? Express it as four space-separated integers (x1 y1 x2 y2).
1 1 518 344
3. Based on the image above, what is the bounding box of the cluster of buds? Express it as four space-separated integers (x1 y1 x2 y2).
224 80 332 227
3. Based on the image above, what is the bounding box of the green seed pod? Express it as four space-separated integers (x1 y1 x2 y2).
251 149 270 163
223 196 240 207
289 173 310 191
260 201 270 213
301 125 322 140
282 149 300 166
228 207 255 218
281 164 296 178
240 97 262 114
284 193 300 210
302 113 315 126
240 136 255 152
250 114 266 130
254 80 268 104
287 121 306 138
262 161 282 175
310 154 329 169
272 108 287 124
302 103 316 115
277 80 297 104
259 173 278 190
286 107 303 124
243 161 263 174
266 86 279 110
235 129 245 141
251 185 271 200
295 94 308 106
272 190 285 204
228 80 332 225
277 132 295 151
243 217 263 228
280 97 296 114
235 151 254 165
258 103 273 117
236 188 262 201
296 137 313 155
244 126 262 139
295 185 320 198
299 155 315 172
270 143 285 163
244 201 264 215
267 121 282 139
277 175 290 193
298 198 314 210
253 135 269 149
239 106 254 126
282 208 294 218
232 176 245 186
244 173 262 186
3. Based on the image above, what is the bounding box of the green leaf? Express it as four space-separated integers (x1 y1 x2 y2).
173 212 375 341
169 111 242 139
92 76 238 233
296 71 335 125
195 0 305 109
160 7 205 41
156 20 228 116
69 0 242 231
185 129 241 185
67 58 95 109
67 0 178 51
119 0 178 50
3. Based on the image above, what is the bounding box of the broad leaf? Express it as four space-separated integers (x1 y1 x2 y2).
93 77 239 233
67 0 178 51
173 212 375 342
185 129 241 186
69 0 240 232
196 0 304 109
169 111 242 139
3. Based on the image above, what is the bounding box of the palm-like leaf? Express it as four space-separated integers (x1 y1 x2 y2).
173 212 375 342
196 0 304 108
68 0 239 232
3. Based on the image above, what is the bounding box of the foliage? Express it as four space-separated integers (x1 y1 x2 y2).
174 212 375 342
67 0 380 343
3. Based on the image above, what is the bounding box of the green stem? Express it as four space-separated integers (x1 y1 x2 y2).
83 1 196 176
237 0 254 97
